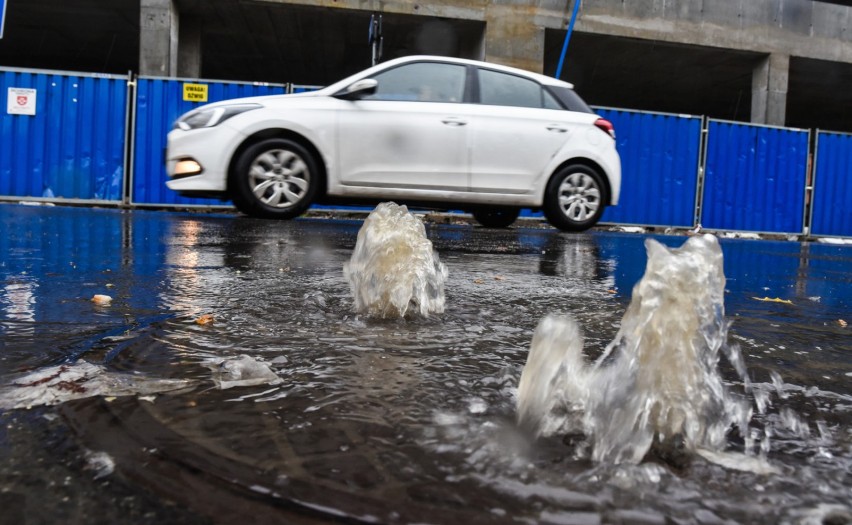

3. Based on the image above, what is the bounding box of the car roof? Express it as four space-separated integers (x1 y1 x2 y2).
319 55 575 94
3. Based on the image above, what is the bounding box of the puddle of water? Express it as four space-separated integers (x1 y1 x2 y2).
0 204 850 524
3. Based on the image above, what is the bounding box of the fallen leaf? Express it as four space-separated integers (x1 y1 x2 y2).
91 294 112 305
473 279 484 284
195 314 215 325
494 275 506 281
752 296 793 305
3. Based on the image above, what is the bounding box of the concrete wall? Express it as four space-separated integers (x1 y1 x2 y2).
575 0 852 61
134 0 852 128
254 0 852 64
237 0 555 73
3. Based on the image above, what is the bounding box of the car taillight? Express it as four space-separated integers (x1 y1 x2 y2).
595 118 616 140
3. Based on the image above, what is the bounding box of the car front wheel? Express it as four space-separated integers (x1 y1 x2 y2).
230 138 319 219
543 164 607 232
472 207 520 228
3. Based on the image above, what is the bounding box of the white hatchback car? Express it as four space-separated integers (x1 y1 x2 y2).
166 55 621 231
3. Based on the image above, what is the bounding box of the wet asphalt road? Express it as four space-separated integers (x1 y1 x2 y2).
0 202 850 524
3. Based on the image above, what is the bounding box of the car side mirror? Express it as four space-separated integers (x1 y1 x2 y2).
334 79 378 100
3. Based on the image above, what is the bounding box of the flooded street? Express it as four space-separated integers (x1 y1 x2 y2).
0 203 850 524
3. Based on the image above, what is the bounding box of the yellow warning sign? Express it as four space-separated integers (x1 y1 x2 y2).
183 83 208 102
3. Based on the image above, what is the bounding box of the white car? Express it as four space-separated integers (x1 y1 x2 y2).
166 55 621 231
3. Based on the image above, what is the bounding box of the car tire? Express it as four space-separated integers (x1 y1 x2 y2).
229 138 319 219
543 164 607 232
472 207 521 228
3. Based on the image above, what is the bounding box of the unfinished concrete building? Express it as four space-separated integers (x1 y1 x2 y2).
1 0 851 132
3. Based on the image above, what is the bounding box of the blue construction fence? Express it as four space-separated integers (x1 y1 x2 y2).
1 65 851 237
812 131 852 237
701 120 810 235
132 76 289 207
597 108 703 228
0 67 129 202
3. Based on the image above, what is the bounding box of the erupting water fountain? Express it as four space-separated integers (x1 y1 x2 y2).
517 234 802 473
344 202 447 318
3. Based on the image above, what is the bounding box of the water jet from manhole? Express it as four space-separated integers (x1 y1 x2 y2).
517 234 789 473
344 202 447 318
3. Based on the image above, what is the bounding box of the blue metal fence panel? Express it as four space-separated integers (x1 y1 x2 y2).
702 120 809 234
811 131 852 237
289 84 324 94
0 68 128 201
131 77 287 206
596 108 702 227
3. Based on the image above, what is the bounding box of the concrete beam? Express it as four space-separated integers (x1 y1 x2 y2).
252 0 488 22
140 0 179 77
483 4 545 72
752 53 789 126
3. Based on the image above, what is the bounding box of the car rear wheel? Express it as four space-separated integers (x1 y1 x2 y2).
472 207 520 228
543 164 606 232
230 138 319 219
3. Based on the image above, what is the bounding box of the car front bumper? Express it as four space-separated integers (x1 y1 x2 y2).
165 125 243 194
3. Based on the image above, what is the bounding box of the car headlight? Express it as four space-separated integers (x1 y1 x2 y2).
174 103 262 130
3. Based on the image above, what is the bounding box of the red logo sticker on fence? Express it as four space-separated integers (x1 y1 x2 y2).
7 87 37 116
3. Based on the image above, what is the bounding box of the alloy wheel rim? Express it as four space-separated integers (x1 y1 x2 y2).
557 172 600 222
248 149 311 209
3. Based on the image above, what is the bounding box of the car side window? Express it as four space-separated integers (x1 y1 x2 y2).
542 89 564 110
362 63 466 103
479 69 547 109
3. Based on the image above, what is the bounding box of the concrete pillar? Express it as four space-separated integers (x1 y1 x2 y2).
751 53 789 126
483 4 545 73
178 16 203 78
140 0 179 77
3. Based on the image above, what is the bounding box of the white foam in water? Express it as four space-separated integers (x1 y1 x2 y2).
84 449 116 480
207 355 282 390
344 202 447 318
517 234 776 471
0 361 196 409
0 355 283 409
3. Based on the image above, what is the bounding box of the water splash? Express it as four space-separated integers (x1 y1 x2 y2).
344 202 447 318
517 234 773 470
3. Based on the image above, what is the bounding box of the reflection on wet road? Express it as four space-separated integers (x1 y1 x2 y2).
0 203 850 524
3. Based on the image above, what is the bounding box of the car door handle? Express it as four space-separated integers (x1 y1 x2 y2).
546 125 569 133
442 117 468 126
